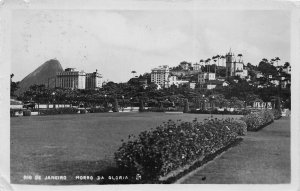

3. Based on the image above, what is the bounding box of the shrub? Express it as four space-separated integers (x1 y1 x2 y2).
80 109 87 114
241 109 274 131
40 107 79 115
271 109 282 120
89 107 106 113
23 110 31 116
10 109 16 117
114 118 243 181
183 99 189 113
146 107 167 112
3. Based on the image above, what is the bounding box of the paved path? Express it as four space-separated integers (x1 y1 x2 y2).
178 117 290 184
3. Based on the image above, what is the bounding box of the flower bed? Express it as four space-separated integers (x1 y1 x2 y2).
114 118 245 182
241 109 274 131
39 107 79 115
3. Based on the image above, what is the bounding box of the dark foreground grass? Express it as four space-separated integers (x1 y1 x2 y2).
11 112 241 184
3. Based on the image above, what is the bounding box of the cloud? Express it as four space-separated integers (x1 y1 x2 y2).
75 12 188 52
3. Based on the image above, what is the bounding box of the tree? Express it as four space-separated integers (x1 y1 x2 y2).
139 99 145 111
112 98 119 112
183 99 189 113
205 58 211 72
229 97 244 108
257 59 278 76
10 73 20 97
284 62 290 68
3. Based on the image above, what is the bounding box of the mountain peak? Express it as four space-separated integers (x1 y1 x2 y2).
16 59 64 95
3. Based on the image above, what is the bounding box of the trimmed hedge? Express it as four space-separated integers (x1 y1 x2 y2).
241 109 274 131
39 107 79 115
114 118 245 182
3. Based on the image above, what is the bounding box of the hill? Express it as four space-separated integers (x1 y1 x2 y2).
16 59 63 95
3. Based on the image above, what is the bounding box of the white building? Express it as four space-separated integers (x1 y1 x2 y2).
198 72 216 84
199 80 230 90
225 50 248 78
167 75 189 87
86 69 103 89
189 82 196 89
193 63 201 71
236 68 248 79
151 65 170 88
56 68 86 89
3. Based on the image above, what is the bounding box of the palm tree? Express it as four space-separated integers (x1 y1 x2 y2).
237 54 243 62
131 71 136 78
270 58 275 66
199 59 204 66
275 57 280 67
215 55 220 67
212 56 217 73
205 58 211 73
220 55 226 67
215 55 220 76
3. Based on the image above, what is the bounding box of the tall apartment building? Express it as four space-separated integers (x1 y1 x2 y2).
56 68 86 89
86 69 103 89
198 72 216 84
151 65 169 88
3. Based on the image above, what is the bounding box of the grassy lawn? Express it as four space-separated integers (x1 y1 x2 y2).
180 117 290 184
10 112 241 184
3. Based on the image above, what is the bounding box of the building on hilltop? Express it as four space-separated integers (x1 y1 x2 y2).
56 68 86 89
179 62 191 70
225 50 248 78
193 63 201 71
198 72 216 84
199 80 230 90
167 75 189 87
86 69 103 89
151 65 169 88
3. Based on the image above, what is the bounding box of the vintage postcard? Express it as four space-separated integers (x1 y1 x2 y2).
1 0 299 191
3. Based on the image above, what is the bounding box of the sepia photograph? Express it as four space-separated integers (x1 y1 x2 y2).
1 0 300 190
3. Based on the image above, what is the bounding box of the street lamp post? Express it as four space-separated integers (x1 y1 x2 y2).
122 95 125 111
210 96 214 118
52 92 56 109
104 94 107 110
202 95 205 110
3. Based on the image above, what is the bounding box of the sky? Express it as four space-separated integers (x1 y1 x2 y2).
11 9 290 82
